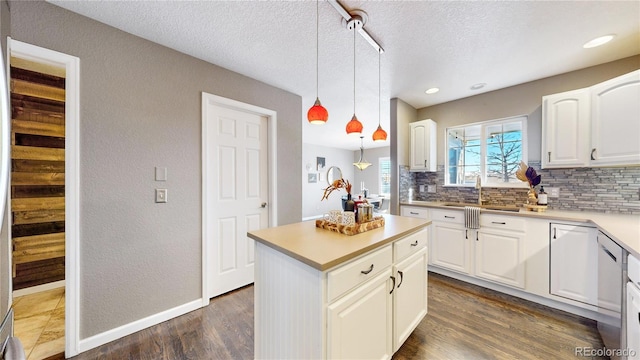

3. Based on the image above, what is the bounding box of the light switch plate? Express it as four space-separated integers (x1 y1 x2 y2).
155 167 167 181
156 189 168 203
548 187 560 198
427 185 436 193
419 185 425 192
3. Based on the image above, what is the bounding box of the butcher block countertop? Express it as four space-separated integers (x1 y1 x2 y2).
402 200 640 259
248 214 431 271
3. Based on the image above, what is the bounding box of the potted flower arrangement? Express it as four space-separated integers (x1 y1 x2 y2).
515 161 541 205
322 178 354 211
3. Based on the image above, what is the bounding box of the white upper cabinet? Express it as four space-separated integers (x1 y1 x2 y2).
590 70 640 166
542 88 590 168
409 119 437 172
541 70 640 168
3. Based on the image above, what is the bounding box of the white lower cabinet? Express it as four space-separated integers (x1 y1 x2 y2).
550 222 598 307
393 247 428 351
328 269 394 359
430 209 472 275
327 228 429 359
475 215 526 289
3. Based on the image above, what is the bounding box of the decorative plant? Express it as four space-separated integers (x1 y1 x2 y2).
515 161 541 189
321 178 352 201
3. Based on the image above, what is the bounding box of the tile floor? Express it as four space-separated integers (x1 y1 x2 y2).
13 288 65 360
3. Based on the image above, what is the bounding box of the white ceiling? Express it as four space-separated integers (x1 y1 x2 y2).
48 0 640 150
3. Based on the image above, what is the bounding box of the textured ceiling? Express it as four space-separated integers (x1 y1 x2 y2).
48 0 640 150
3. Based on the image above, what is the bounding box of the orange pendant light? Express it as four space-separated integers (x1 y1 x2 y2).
308 98 328 124
346 114 363 134
372 50 387 142
307 0 328 124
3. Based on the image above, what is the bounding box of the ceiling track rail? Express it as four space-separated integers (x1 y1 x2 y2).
327 0 385 54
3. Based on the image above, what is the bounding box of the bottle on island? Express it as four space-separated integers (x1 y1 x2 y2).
537 186 548 206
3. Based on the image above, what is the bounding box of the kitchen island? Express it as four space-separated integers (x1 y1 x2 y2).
248 214 430 360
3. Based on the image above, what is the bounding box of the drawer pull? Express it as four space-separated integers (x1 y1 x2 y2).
390 276 396 294
492 221 506 225
360 264 374 275
444 216 455 219
591 148 596 160
410 240 419 247
397 270 404 288
410 211 419 215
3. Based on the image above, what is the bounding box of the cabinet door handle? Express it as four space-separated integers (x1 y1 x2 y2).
476 232 479 241
410 240 419 247
492 221 506 225
465 229 468 239
601 245 617 263
390 276 396 294
424 160 427 168
548 151 551 162
410 211 419 215
397 271 404 288
591 148 596 160
360 264 374 275
444 216 455 219
553 228 557 239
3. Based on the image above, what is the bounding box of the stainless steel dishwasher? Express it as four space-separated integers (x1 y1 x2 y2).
597 231 626 359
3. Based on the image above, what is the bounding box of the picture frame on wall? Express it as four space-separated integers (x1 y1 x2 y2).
308 173 318 183
317 157 325 171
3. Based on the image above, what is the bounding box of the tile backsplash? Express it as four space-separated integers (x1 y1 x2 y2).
400 161 640 214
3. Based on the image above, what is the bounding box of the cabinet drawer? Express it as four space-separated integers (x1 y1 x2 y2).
401 206 430 219
480 214 526 232
327 245 392 302
430 209 463 224
394 229 428 262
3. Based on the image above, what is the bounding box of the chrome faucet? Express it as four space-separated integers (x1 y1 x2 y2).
475 175 482 205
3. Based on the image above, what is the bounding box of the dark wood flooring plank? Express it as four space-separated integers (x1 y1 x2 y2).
69 274 605 360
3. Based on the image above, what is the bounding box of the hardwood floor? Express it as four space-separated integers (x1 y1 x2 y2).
69 273 605 359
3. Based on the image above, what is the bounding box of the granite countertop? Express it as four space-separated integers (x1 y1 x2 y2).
401 200 640 258
248 214 431 271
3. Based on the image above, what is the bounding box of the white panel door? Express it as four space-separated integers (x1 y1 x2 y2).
393 247 428 351
591 70 640 166
205 102 268 298
541 89 590 168
550 224 598 306
327 269 393 360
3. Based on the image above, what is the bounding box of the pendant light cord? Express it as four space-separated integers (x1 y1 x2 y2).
378 50 381 127
315 0 319 98
353 26 356 115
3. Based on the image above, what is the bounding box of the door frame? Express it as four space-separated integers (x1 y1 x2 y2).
201 92 277 305
8 39 81 357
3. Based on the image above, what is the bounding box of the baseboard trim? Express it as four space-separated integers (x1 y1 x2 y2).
12 280 65 298
78 299 202 354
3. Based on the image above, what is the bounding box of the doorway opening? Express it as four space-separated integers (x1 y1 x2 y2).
8 39 80 358
9 49 66 360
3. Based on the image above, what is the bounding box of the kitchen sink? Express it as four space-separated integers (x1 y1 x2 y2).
441 202 521 212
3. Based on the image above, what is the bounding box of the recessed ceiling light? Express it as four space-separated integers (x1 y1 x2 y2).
425 87 439 94
583 35 615 48
470 83 486 90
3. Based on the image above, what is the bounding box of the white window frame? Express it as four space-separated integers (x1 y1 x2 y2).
378 157 391 196
445 115 528 188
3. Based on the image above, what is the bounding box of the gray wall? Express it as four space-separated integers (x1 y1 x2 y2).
302 143 354 219
415 55 640 165
390 98 417 215
352 146 390 196
10 1 302 339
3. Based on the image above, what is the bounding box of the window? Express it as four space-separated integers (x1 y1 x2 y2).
446 116 527 187
379 157 391 195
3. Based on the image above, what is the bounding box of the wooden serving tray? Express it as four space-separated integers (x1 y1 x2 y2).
315 216 385 236
524 204 548 212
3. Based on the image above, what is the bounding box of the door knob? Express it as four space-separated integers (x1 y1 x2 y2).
261 202 267 208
